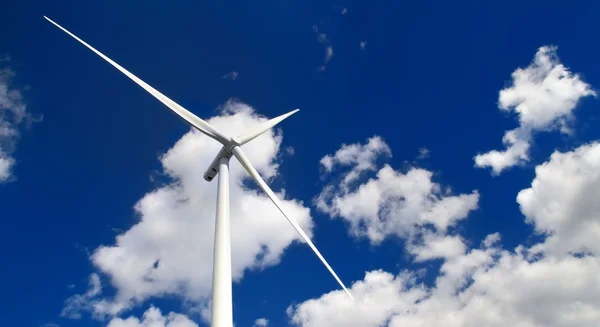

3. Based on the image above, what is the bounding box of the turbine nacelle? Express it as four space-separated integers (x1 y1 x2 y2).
204 147 231 182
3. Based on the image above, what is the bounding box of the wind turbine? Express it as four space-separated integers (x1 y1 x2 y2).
44 16 353 327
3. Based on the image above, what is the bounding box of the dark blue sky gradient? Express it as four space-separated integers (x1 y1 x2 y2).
1 1 600 326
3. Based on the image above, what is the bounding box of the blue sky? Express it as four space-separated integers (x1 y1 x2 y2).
2 1 600 326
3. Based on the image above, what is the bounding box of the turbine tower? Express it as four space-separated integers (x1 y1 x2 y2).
44 16 353 327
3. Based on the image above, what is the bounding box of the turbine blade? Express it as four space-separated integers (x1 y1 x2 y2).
43 16 230 145
231 146 354 300
235 109 299 145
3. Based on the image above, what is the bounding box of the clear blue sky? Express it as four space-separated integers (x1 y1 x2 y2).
2 1 600 327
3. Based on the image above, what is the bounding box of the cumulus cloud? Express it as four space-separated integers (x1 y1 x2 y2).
319 136 391 189
107 307 198 327
518 141 600 257
409 232 466 262
290 142 600 327
253 318 269 327
63 100 314 319
289 243 600 327
316 165 479 245
316 137 479 259
288 269 428 327
0 58 41 182
474 46 596 174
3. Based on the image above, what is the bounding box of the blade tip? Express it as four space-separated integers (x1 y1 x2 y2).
43 15 56 25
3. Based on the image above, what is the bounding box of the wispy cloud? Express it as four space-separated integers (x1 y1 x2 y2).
39 323 60 327
313 25 334 71
417 147 430 159
319 46 334 72
332 6 348 16
360 41 367 50
285 146 295 156
312 25 330 44
0 57 42 183
61 274 102 319
222 71 239 80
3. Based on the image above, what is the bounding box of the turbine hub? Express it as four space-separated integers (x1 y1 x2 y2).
224 137 241 154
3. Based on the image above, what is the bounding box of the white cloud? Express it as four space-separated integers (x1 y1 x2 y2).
482 232 501 248
288 270 428 327
253 318 269 327
417 147 430 159
316 137 479 254
222 71 239 80
61 274 102 319
39 323 60 327
499 46 594 128
285 146 295 156
107 307 198 327
319 46 334 72
290 141 600 327
360 41 367 50
325 47 334 64
408 232 466 262
319 136 391 189
517 141 600 257
0 59 41 182
475 127 531 174
0 156 13 182
313 25 334 71
474 46 596 174
332 6 348 16
312 25 329 45
63 100 314 318
288 237 600 327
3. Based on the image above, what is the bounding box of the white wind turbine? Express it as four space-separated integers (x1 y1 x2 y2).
44 16 353 327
